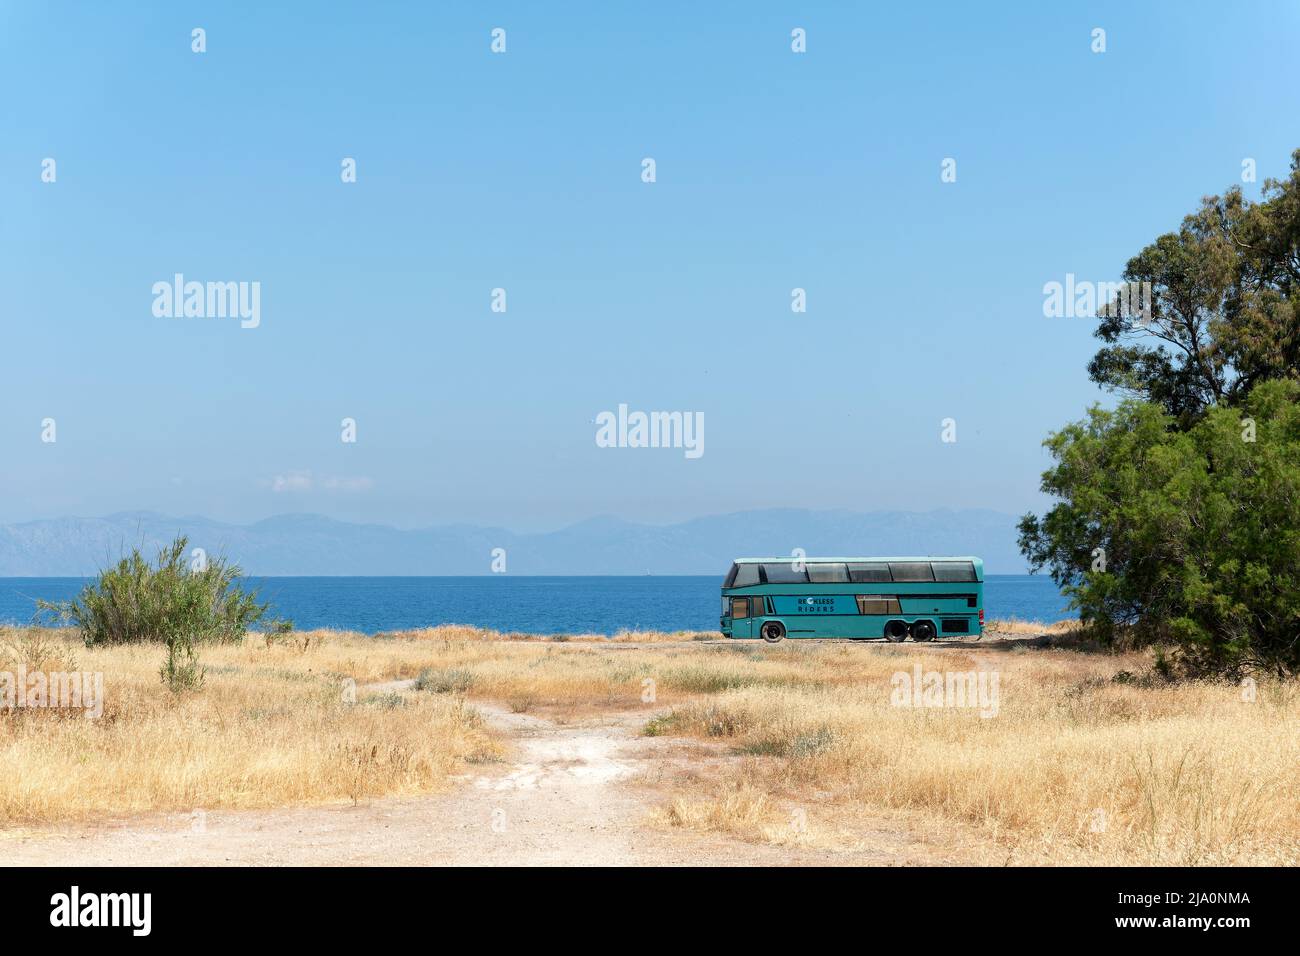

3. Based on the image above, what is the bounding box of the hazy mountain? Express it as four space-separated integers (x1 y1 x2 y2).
0 509 1029 576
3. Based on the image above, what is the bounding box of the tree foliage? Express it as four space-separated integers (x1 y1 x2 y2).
37 535 268 647
1023 151 1300 676
1020 380 1300 676
1090 150 1300 428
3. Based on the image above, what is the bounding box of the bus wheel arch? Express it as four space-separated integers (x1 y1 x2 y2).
883 620 909 643
911 620 937 642
760 620 786 643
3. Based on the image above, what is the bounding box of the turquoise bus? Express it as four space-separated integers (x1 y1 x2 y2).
720 556 983 642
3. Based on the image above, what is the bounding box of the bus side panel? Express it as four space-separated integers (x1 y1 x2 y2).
726 580 983 640
763 614 892 639
765 594 889 639
769 594 859 639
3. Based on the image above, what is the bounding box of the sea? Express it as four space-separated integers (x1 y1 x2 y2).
0 574 1071 636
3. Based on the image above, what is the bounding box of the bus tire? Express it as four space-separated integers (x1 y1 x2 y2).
912 620 936 642
883 620 908 643
760 621 786 643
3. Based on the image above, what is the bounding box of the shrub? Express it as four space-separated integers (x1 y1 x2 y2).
642 711 679 737
159 630 205 693
261 619 298 648
414 667 474 694
37 536 268 647
1019 380 1300 677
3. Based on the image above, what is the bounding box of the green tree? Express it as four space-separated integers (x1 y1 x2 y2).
1089 150 1300 428
1022 150 1300 677
1020 380 1300 677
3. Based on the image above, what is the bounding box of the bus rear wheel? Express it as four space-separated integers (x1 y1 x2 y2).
760 621 786 643
911 621 936 642
883 620 908 643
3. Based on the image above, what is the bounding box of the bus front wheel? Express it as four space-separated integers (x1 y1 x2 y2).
760 621 786 643
912 621 936 642
883 620 908 643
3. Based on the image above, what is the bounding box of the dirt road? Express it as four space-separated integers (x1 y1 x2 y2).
2 693 926 866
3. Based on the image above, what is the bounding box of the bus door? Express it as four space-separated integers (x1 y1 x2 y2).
729 596 757 638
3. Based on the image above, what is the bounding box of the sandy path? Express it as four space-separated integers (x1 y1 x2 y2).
1 693 922 866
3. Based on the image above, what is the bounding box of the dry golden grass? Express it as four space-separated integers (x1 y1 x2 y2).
372 624 713 644
0 627 500 825
3 621 1296 867
645 641 1300 865
0 623 719 826
983 617 1080 637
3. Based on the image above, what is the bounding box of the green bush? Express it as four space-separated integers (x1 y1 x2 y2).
1019 380 1300 678
160 631 205 693
38 535 269 647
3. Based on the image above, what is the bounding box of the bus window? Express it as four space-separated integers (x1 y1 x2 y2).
732 564 760 587
750 596 766 616
761 563 808 584
932 561 977 582
856 595 902 615
889 562 935 582
847 562 891 583
807 563 849 583
730 597 751 619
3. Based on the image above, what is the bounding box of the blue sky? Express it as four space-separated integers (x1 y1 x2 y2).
2 1 1297 531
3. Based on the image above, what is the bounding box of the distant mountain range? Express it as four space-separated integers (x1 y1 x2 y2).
0 509 1029 576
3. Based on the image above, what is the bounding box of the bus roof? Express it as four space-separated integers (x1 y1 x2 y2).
731 556 982 564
